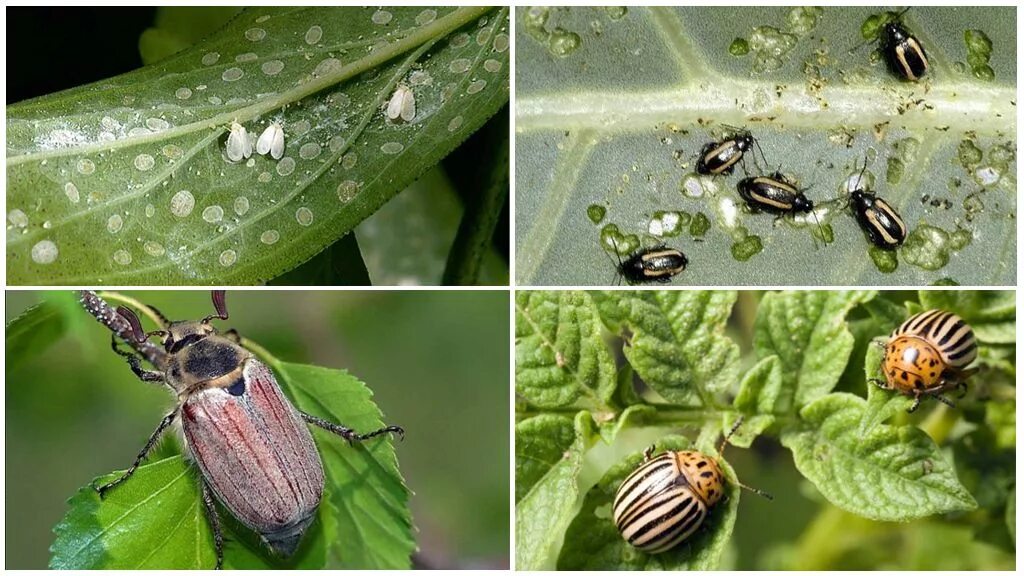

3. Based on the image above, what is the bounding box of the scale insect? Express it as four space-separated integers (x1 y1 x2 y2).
78 291 404 569
612 419 772 554
225 121 253 162
696 126 769 176
256 121 286 160
846 159 907 250
607 239 688 285
386 83 416 123
870 308 978 413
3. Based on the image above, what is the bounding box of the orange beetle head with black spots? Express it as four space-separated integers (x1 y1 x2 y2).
883 334 947 393
674 450 726 507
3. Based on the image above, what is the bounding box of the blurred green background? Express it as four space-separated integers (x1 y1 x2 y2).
6 290 509 569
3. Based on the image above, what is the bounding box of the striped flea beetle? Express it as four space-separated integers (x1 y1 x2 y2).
612 419 771 553
880 9 929 81
847 159 907 249
736 172 814 215
614 244 688 285
79 291 404 569
696 127 768 176
870 308 978 413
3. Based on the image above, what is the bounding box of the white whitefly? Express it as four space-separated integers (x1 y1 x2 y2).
256 121 285 160
225 121 253 162
386 84 416 123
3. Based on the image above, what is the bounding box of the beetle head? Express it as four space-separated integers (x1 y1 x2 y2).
164 291 229 354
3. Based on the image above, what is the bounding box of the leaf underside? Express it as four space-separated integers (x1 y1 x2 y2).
8 6 509 284
515 6 1016 286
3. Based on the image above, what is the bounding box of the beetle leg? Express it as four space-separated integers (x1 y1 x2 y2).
906 395 922 413
867 378 890 391
96 411 177 497
933 394 956 408
222 328 242 344
111 334 164 383
956 381 968 398
201 482 225 570
643 446 655 462
300 412 405 444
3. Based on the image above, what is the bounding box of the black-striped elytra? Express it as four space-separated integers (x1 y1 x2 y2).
78 290 404 569
696 127 769 176
612 419 771 553
870 309 979 413
846 159 908 250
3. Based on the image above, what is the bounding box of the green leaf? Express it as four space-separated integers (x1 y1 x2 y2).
590 290 739 406
269 233 370 285
515 6 1016 287
515 291 617 410
858 341 914 435
274 362 413 569
557 435 739 570
6 298 65 371
139 7 243 65
781 393 977 521
729 355 785 447
49 359 410 569
516 411 598 570
918 290 1016 343
515 414 577 503
753 290 874 412
8 6 509 284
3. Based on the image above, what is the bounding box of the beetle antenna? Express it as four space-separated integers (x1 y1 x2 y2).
736 481 774 500
605 237 626 286
718 416 745 456
116 307 166 343
753 133 771 173
203 290 229 323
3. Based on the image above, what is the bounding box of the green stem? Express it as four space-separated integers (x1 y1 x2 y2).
442 118 509 285
97 290 165 328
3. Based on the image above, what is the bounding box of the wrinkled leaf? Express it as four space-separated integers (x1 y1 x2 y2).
515 6 1016 286
50 358 410 569
557 435 739 570
753 290 874 412
590 290 739 406
515 414 577 503
516 411 598 570
515 290 617 410
730 355 784 447
858 340 915 435
781 393 977 521
8 6 509 284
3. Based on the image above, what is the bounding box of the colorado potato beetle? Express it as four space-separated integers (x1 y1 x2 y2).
871 308 978 412
612 419 771 553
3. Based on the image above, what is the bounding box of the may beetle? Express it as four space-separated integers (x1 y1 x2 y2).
78 291 403 569
846 159 907 249
613 418 771 553
870 308 978 412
